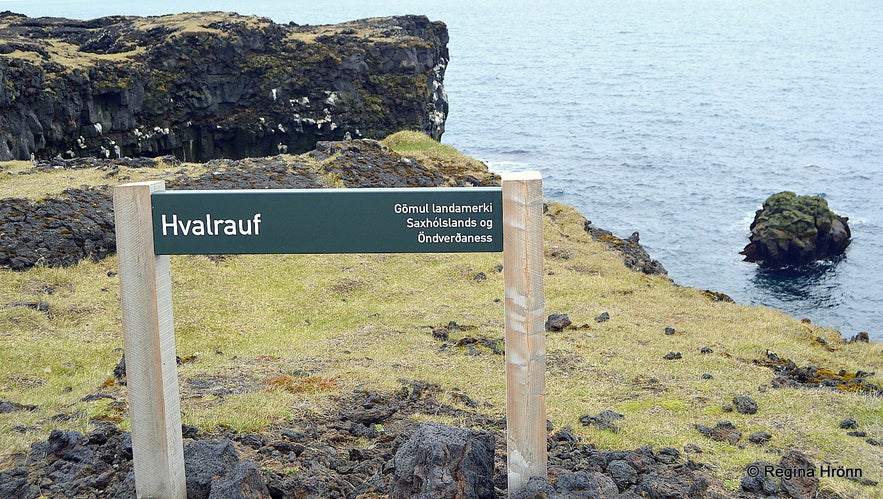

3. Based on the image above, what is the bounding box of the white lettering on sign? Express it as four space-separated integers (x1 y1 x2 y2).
417 232 495 243
161 214 262 236
393 203 429 214
392 199 498 246
406 217 479 229
432 202 494 214
393 202 495 215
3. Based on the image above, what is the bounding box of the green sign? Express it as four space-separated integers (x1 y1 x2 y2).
151 188 503 254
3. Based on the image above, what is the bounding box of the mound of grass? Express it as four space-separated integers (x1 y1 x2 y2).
382 130 491 174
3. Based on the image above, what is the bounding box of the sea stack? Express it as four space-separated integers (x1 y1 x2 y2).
741 191 851 268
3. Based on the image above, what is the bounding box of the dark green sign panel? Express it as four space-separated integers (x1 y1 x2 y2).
151 188 503 254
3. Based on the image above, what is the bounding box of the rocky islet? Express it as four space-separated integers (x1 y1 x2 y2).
741 191 851 269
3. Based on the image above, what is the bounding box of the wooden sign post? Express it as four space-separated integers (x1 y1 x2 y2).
113 181 186 499
502 171 546 492
113 173 545 498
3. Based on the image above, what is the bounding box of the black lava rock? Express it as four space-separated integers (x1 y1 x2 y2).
545 313 572 332
582 222 668 275
391 421 495 499
749 432 772 444
206 461 269 499
779 451 819 499
556 471 618 496
578 410 625 433
695 422 741 445
839 417 858 430
733 395 758 415
184 439 241 499
741 462 779 496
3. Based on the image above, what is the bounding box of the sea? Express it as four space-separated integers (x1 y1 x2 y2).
8 0 883 341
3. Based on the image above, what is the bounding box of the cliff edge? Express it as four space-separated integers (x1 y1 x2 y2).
0 11 449 161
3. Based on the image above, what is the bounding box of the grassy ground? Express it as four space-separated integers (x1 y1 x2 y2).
1 134 881 497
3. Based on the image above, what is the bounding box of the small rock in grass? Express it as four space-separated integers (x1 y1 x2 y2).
839 417 858 430
848 332 869 343
695 421 741 445
683 443 703 453
545 313 572 331
749 432 772 444
733 396 758 415
779 451 819 499
578 410 624 433
0 400 38 413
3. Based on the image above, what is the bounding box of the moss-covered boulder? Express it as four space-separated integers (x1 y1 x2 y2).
741 191 851 268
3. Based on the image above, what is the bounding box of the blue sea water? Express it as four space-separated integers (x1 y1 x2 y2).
10 0 883 340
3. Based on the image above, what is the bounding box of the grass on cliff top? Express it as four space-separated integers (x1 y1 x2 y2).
1 134 882 497
0 160 210 200
0 12 269 67
382 130 489 172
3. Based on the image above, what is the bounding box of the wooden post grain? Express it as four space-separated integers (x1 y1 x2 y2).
501 171 546 494
114 181 186 499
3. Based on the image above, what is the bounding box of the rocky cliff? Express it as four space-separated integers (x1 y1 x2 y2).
0 11 449 161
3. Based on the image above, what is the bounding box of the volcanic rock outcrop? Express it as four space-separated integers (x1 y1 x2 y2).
0 138 498 270
741 191 851 268
0 11 449 161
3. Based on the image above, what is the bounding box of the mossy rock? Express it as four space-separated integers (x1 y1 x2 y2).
741 191 850 268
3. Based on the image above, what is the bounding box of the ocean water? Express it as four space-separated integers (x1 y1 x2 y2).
11 0 883 340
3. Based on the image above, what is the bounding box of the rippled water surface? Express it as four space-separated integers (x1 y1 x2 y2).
15 0 883 339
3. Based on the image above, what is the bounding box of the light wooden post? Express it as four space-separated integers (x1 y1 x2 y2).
501 171 546 494
114 181 186 499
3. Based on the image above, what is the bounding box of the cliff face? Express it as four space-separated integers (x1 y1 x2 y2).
0 11 449 161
